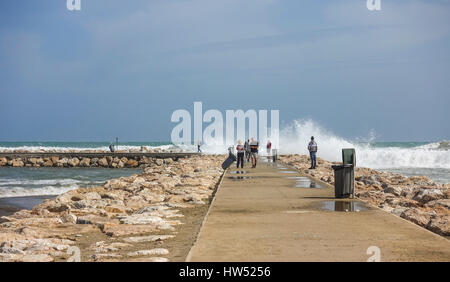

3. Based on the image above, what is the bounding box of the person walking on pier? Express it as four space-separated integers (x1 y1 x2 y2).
250 138 259 168
308 136 318 169
245 139 251 162
266 140 272 156
236 140 245 168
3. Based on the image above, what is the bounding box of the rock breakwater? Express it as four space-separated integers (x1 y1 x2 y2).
0 155 224 262
0 155 184 169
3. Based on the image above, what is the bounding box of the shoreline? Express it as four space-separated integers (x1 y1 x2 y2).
0 195 56 223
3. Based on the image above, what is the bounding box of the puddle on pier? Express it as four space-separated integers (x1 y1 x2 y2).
318 201 369 212
229 170 250 174
279 170 298 174
286 176 324 188
227 176 252 181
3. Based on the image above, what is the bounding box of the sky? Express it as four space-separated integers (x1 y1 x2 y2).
1 0 449 142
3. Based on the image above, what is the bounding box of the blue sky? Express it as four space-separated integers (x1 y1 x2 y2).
1 0 449 142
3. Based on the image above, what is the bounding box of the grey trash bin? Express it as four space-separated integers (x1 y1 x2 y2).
332 164 354 198
331 148 356 198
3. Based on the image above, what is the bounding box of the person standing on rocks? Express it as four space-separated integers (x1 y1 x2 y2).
236 140 245 168
109 143 115 152
250 138 259 168
308 136 318 169
197 140 202 153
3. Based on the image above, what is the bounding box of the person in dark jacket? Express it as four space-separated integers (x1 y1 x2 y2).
244 139 251 162
249 138 259 168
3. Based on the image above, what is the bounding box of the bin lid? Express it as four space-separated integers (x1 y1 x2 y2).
342 148 356 166
331 164 353 170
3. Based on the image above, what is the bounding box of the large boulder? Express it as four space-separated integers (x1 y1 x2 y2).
57 158 69 167
413 188 444 204
400 208 431 227
46 203 70 213
42 160 53 167
98 158 109 167
51 156 59 164
68 158 80 167
126 159 139 168
0 157 7 166
426 216 450 236
79 158 91 167
425 199 450 209
383 186 402 197
84 192 101 201
11 159 24 167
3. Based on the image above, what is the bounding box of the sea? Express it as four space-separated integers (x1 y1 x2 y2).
0 129 449 199
0 142 170 198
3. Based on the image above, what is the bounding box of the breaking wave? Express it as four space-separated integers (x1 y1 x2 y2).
278 119 450 169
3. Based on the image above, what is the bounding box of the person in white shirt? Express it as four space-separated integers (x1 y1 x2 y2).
307 136 318 169
236 140 245 168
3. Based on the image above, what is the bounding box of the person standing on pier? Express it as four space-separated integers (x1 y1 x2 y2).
308 136 318 169
266 140 272 156
236 140 245 168
245 139 251 162
250 138 259 168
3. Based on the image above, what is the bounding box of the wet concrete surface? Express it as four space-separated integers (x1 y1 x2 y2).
229 170 250 174
188 160 450 261
227 176 252 180
286 176 325 189
318 200 369 212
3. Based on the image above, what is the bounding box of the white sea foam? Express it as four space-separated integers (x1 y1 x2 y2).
198 119 450 170
0 179 82 186
277 119 450 169
0 185 79 198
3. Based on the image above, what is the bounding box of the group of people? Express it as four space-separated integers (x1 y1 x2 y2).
199 135 319 170
235 136 318 169
235 138 273 169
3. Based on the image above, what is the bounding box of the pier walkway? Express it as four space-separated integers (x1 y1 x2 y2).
187 160 450 261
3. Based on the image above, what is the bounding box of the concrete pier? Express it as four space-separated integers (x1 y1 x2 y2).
187 160 450 262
